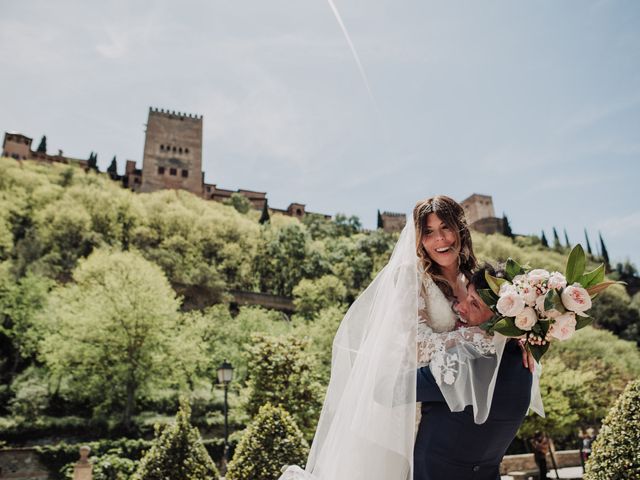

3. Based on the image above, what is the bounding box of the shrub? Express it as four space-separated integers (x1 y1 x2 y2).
584 379 640 479
226 403 309 480
132 398 219 480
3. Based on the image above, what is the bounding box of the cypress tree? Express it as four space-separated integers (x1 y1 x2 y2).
541 230 549 248
259 201 270 224
132 398 219 480
599 232 610 269
502 213 514 238
377 209 384 230
36 135 47 153
564 229 571 248
584 229 593 255
87 152 98 171
552 227 562 249
107 156 118 179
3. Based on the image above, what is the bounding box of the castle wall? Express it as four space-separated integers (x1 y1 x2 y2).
140 108 203 196
461 194 496 224
2 133 32 160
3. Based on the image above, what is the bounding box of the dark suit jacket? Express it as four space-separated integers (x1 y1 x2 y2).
414 340 532 480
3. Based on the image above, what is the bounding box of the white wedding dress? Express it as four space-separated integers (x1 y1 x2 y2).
280 223 543 480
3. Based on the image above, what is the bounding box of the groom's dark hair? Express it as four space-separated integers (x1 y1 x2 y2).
470 263 507 291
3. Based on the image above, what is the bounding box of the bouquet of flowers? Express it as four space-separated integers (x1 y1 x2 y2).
479 244 620 361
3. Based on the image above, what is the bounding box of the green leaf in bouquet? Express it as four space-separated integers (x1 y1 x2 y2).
578 263 605 288
492 317 526 337
565 244 586 284
478 288 498 308
575 315 592 330
543 290 557 312
529 343 550 363
484 272 507 296
480 315 501 333
534 318 551 336
505 258 524 282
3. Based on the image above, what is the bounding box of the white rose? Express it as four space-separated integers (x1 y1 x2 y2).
548 312 577 341
520 282 539 306
535 295 561 319
547 271 567 291
496 291 526 317
561 283 592 313
499 283 517 295
514 307 538 331
527 269 550 285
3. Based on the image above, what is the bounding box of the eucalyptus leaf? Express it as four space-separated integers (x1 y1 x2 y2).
586 280 620 296
565 244 586 284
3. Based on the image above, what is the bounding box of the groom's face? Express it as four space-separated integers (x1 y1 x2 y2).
455 284 493 327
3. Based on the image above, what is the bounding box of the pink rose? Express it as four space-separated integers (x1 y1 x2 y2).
561 283 592 314
497 291 525 317
499 283 517 296
514 307 538 331
548 312 577 341
547 271 567 291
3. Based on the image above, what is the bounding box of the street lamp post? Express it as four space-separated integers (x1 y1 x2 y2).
217 360 234 473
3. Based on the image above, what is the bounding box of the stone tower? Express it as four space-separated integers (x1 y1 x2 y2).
140 107 203 195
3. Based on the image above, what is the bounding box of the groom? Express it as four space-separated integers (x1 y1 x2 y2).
414 265 535 480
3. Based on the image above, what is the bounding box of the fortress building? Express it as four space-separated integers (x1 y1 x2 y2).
460 193 504 235
140 108 204 196
2 132 87 168
378 194 505 235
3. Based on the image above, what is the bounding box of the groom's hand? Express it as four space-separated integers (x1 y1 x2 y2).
518 340 535 373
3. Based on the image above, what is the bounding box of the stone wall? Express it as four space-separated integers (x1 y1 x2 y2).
0 448 48 480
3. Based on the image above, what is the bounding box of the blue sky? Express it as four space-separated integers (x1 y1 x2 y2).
1 1 638 268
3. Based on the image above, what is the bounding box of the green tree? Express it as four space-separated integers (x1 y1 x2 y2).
563 228 571 248
107 156 118 179
334 213 361 236
224 193 251 214
87 152 98 172
552 227 562 250
584 228 592 255
540 230 549 248
292 274 346 320
38 249 186 430
244 334 324 439
37 135 47 153
502 213 514 238
226 403 308 480
259 201 270 224
254 223 308 296
584 379 640 479
377 209 383 229
133 398 219 480
599 232 610 269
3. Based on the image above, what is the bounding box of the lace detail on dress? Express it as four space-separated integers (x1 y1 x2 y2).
416 266 496 386
418 325 496 385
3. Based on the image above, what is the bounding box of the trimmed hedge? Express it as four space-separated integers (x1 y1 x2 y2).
584 379 640 479
226 403 308 480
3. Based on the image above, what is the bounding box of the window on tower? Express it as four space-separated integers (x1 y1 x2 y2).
181 169 188 178
158 166 165 174
169 168 177 176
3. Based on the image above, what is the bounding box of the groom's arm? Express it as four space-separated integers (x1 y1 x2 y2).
416 366 446 403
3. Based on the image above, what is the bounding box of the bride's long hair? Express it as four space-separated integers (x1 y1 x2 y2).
413 195 477 299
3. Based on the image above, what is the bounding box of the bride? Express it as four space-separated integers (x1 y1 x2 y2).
280 195 542 480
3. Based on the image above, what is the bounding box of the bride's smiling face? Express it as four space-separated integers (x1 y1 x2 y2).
421 213 460 270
